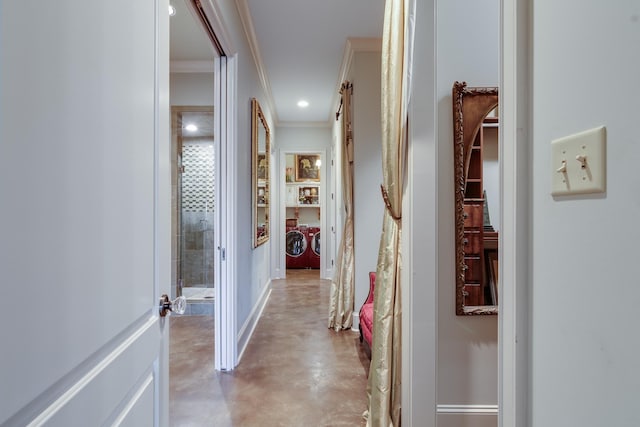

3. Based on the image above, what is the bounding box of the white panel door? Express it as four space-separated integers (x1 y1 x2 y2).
0 1 171 425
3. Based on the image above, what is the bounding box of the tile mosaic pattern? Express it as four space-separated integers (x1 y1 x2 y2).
182 142 215 213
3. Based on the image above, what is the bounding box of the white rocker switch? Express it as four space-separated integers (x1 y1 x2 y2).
551 126 606 196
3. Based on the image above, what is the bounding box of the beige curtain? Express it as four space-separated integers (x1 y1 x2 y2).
328 82 355 331
365 0 412 425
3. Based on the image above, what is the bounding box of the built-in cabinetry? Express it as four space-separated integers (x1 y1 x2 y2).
462 116 498 306
286 183 320 222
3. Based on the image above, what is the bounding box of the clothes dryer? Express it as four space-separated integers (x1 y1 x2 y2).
307 227 320 269
285 227 308 269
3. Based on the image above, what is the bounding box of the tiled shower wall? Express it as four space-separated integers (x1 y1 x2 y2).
181 140 215 288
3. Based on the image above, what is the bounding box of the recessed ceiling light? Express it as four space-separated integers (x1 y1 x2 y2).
168 5 176 16
297 100 309 108
185 124 198 132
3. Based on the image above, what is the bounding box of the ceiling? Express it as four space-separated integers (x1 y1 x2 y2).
170 0 385 126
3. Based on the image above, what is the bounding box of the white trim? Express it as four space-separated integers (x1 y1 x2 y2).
234 0 278 124
403 0 437 424
277 149 286 279
351 312 360 332
275 149 287 278
185 0 237 372
225 56 239 369
198 0 236 55
26 317 158 426
277 149 328 278
154 0 171 423
213 55 238 371
170 60 215 73
499 0 530 425
237 282 272 363
437 404 499 415
110 374 154 426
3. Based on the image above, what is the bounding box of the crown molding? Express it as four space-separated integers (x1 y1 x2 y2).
329 37 382 122
234 0 279 124
170 60 215 73
277 121 332 129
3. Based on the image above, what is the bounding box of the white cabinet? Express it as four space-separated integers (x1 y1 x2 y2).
286 183 320 224
286 183 320 207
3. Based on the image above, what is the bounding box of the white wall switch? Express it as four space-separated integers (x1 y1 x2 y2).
551 126 606 196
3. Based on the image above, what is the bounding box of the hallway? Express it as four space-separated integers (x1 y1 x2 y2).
170 269 369 426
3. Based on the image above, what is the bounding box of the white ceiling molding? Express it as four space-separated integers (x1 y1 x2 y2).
234 0 279 125
278 121 332 129
198 0 237 55
329 37 382 122
170 60 215 73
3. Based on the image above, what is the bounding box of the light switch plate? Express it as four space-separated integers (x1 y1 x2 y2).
551 126 606 196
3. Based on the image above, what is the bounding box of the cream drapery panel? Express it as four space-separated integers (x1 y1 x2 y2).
329 82 355 331
365 0 412 425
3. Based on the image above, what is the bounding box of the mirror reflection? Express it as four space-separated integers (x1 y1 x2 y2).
452 81 499 315
252 98 270 247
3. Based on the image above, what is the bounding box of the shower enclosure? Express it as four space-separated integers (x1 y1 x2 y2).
172 107 215 305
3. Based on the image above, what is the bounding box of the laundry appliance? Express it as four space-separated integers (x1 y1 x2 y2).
285 227 308 269
307 227 320 269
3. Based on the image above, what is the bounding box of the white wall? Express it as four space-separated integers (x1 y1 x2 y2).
403 0 438 422
276 126 331 151
351 52 383 310
435 0 499 423
530 1 640 425
214 0 275 349
405 0 500 423
170 73 214 105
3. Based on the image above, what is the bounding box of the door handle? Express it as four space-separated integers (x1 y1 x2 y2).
159 294 186 317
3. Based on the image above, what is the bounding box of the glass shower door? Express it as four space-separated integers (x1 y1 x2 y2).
176 109 215 303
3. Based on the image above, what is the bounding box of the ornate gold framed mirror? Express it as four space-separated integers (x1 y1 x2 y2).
453 81 499 315
252 98 270 247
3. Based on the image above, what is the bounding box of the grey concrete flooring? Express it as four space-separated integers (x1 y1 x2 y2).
170 269 369 426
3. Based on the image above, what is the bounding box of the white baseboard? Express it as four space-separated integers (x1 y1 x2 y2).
351 312 360 332
236 281 271 363
437 404 498 415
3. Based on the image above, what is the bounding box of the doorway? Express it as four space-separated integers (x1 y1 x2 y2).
172 106 216 311
169 0 237 381
283 151 324 277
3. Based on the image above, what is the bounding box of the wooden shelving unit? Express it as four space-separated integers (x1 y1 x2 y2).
462 116 498 306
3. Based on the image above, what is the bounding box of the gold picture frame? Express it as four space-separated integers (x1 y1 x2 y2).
294 154 320 182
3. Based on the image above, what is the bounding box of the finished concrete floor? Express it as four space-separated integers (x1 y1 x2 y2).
169 269 369 426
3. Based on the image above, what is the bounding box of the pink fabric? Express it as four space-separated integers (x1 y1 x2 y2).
360 303 374 346
359 272 376 347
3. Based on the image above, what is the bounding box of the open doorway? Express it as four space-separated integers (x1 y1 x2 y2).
172 106 215 308
168 3 218 419
169 0 237 375
284 152 323 278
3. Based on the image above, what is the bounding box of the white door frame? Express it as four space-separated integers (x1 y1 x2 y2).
499 0 530 425
278 149 329 278
212 54 237 370
192 0 238 370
